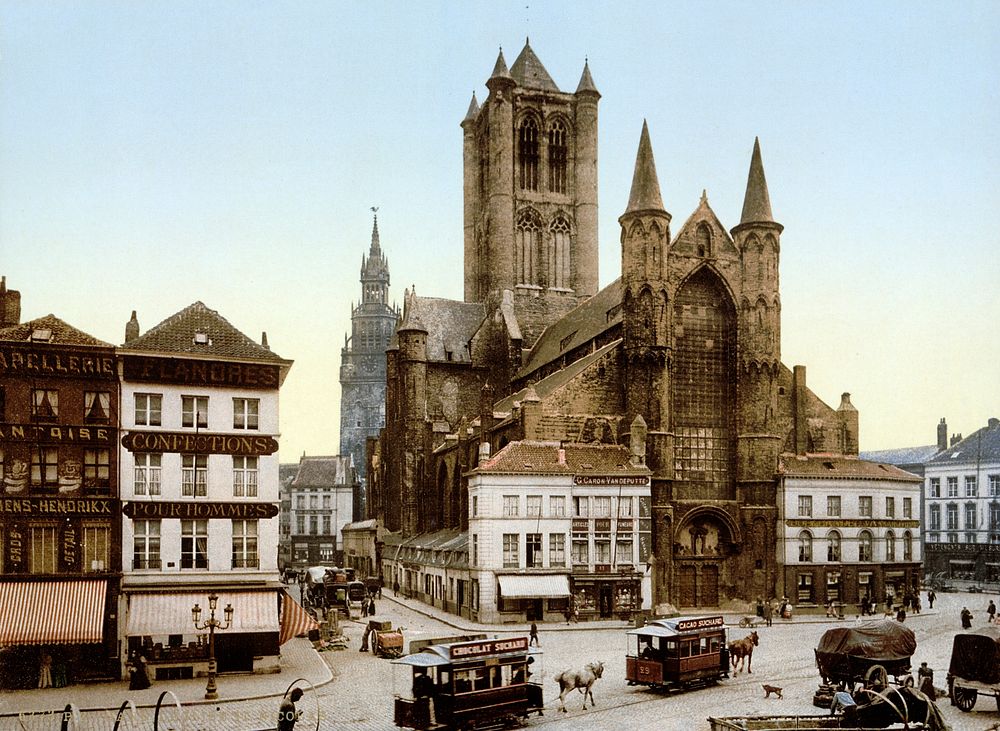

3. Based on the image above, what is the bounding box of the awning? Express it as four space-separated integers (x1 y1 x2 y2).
498 574 570 599
126 590 279 636
279 590 319 645
0 580 107 645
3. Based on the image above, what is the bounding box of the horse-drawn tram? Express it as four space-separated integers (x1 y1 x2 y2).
626 615 729 691
948 624 1000 712
392 636 543 731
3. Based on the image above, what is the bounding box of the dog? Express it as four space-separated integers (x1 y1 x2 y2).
762 684 783 699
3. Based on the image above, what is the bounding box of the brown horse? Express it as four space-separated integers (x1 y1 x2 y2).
729 631 759 674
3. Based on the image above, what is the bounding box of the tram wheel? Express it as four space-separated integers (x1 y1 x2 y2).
953 686 978 712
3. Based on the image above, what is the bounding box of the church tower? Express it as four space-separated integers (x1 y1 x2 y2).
462 41 600 338
339 212 400 498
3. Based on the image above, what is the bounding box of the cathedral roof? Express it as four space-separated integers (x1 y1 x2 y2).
928 418 1000 465
291 455 357 488
474 441 647 475
510 39 559 91
778 454 921 482
739 137 776 225
120 301 287 362
0 314 111 347
575 59 600 96
499 339 620 412
402 296 485 362
623 120 666 216
517 278 622 380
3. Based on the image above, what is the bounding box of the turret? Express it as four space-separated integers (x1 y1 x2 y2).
484 48 516 296
462 92 481 302
574 59 600 297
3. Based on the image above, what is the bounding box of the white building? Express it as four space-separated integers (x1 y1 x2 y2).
467 440 651 624
777 454 922 612
287 454 357 567
117 303 292 677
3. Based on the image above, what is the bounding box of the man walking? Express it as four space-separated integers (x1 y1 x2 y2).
987 599 996 624
529 621 540 647
927 589 936 609
278 688 304 731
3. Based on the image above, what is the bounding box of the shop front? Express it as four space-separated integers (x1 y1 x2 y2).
0 578 115 689
496 574 571 622
571 572 641 621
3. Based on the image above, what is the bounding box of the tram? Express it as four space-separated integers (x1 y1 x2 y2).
392 636 543 730
626 615 730 691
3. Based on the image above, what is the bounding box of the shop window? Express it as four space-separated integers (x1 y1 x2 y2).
30 524 58 573
797 573 814 603
82 523 109 572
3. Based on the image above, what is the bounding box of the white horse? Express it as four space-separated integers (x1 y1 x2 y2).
555 661 604 712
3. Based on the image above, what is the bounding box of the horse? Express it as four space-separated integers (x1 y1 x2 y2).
842 686 949 731
554 661 604 712
728 631 759 674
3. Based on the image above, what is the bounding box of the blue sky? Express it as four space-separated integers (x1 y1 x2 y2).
1 1 998 460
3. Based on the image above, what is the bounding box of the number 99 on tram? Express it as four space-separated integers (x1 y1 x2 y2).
626 615 729 691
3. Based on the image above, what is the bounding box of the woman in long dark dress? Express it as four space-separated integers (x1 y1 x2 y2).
129 654 152 690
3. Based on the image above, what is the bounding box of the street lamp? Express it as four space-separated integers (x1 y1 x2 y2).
191 593 233 700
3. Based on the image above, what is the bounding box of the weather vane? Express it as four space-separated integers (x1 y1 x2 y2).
371 206 379 214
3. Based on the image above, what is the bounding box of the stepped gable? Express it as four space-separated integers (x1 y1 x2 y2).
475 441 643 475
122 301 285 361
407 296 485 362
0 314 111 347
517 279 623 379
778 454 921 481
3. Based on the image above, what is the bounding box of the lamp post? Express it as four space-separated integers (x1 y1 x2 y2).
191 593 233 700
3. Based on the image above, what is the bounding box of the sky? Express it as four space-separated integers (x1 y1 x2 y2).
1 1 998 463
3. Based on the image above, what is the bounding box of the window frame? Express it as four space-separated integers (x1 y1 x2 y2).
232 398 260 430
181 395 209 429
134 393 162 427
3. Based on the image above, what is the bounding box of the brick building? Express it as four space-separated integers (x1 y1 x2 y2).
371 42 865 616
0 279 122 687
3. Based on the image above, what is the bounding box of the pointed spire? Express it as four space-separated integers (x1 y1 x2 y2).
487 47 514 90
510 39 559 91
463 91 480 124
575 57 600 97
740 137 775 224
624 120 666 215
370 209 381 255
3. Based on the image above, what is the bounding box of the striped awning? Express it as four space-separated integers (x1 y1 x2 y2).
126 590 279 636
0 580 107 645
498 574 571 599
279 590 319 645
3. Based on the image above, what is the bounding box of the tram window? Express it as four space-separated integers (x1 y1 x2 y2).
438 669 451 690
709 636 721 652
679 641 690 658
490 666 502 688
700 637 708 654
455 670 473 693
665 640 677 653
473 668 489 691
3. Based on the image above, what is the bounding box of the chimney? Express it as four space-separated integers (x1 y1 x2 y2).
951 433 962 447
0 277 21 328
521 387 542 440
937 418 948 452
557 448 567 466
989 418 999 429
124 310 140 343
261 331 269 350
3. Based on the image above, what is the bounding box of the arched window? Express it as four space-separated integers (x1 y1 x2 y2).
903 530 913 561
827 530 841 562
548 217 571 289
696 223 712 257
798 530 813 562
885 530 896 561
516 211 540 286
518 118 539 191
858 530 873 562
548 120 567 194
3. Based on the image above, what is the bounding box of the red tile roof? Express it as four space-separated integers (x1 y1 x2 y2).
474 441 647 475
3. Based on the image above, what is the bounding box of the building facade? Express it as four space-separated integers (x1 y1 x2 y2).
117 302 292 677
923 417 1000 584
371 41 863 616
0 284 122 688
339 214 398 499
777 454 922 612
287 454 357 567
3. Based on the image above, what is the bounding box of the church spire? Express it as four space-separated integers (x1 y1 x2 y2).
739 137 775 224
624 120 666 216
369 209 381 256
487 47 514 91
575 57 600 97
463 91 480 124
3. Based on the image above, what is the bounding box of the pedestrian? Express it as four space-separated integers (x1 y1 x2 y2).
393 579 399 597
564 607 572 625
756 597 764 618
278 687 303 731
987 599 996 624
927 589 936 609
529 621 539 647
763 600 773 627
361 597 370 618
896 607 906 623
37 652 52 689
961 606 973 629
128 653 151 690
918 661 934 694
367 596 376 617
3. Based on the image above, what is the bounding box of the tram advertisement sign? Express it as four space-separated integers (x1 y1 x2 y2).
449 637 529 660
676 616 724 631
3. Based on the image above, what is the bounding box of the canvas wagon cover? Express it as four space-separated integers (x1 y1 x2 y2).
815 620 915 676
948 625 1000 684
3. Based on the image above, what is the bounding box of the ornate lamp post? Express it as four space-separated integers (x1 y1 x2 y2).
191 593 233 700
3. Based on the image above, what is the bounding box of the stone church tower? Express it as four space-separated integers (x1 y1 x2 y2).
462 40 600 345
339 213 399 495
619 125 784 606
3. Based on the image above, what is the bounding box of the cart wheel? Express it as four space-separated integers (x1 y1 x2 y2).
864 664 888 690
739 617 750 628
952 685 977 712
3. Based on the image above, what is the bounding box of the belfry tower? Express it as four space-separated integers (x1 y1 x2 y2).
339 212 399 496
461 40 600 343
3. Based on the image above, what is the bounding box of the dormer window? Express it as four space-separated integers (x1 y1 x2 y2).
193 331 210 345
30 328 52 342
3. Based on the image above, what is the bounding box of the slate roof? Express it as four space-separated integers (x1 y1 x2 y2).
739 137 776 225
122 301 287 362
778 454 921 482
510 40 559 91
624 120 666 215
498 339 621 412
342 519 378 531
0 314 111 347
474 441 647 476
575 60 599 96
406 296 485 362
859 446 941 466
518 279 622 379
928 419 1000 465
291 455 357 488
